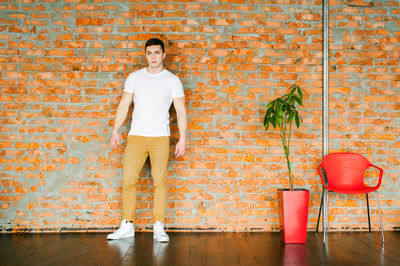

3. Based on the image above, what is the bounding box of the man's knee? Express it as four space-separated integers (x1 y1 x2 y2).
123 175 139 188
152 175 167 187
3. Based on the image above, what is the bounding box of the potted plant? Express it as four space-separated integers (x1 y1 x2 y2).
263 84 309 244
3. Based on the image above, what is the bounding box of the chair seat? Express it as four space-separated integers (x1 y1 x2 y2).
327 186 378 194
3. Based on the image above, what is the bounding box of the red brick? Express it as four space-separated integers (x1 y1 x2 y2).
76 18 103 26
48 49 74 56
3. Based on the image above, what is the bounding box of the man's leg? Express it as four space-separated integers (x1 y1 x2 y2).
108 135 148 240
148 136 170 242
122 135 148 222
148 136 170 223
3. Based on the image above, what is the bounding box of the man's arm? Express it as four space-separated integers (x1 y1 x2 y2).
173 96 187 157
110 92 133 150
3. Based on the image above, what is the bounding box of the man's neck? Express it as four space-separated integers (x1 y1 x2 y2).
146 66 164 74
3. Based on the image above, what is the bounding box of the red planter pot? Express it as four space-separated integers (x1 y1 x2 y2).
277 189 309 244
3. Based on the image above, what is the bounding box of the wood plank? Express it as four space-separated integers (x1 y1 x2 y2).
188 232 207 266
304 233 329 265
201 233 226 265
193 233 226 266
317 232 400 266
121 232 157 265
216 232 258 266
243 232 283 265
100 236 133 265
0 234 38 265
17 234 78 266
359 231 400 264
153 232 190 266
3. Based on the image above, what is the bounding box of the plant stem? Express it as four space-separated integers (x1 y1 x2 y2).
280 113 293 191
287 123 293 191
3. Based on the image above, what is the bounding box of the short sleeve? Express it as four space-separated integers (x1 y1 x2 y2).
172 76 184 99
124 73 135 94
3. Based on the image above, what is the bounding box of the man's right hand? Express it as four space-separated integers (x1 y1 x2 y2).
110 130 121 151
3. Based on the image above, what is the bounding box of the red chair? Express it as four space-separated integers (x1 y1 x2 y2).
315 153 384 242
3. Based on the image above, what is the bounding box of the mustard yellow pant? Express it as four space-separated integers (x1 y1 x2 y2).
122 135 169 223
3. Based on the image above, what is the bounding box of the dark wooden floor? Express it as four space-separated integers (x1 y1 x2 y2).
0 231 399 266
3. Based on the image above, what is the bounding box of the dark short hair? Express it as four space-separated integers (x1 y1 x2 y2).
145 38 165 53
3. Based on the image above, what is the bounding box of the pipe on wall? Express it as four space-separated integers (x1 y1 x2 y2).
323 0 329 156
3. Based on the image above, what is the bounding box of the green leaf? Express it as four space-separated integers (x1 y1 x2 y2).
287 111 295 123
276 100 282 113
263 114 268 128
297 87 303 102
264 109 272 130
294 96 302 105
288 96 295 105
295 112 300 128
264 121 269 131
271 115 277 128
275 102 283 127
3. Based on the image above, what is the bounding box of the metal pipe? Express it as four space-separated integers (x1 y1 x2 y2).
321 0 329 243
323 0 329 156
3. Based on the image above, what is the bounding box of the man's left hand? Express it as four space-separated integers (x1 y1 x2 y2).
175 139 186 158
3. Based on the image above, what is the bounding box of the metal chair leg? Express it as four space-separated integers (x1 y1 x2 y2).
316 188 325 233
366 193 371 234
375 191 385 243
323 190 329 242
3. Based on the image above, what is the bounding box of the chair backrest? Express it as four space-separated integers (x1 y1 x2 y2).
321 153 371 189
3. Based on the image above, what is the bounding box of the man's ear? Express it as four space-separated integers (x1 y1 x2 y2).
163 53 166 60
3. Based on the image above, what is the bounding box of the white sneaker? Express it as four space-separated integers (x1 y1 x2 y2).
153 221 169 242
107 219 135 240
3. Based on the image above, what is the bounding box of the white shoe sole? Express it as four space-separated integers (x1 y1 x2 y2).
107 233 135 240
153 235 169 242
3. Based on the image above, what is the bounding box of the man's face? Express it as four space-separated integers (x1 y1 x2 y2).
145 45 165 68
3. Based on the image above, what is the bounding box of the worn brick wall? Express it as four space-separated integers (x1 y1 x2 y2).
0 0 398 232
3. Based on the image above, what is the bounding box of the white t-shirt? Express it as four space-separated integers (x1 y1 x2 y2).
123 68 185 137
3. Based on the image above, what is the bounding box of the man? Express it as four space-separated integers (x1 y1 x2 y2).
107 38 187 242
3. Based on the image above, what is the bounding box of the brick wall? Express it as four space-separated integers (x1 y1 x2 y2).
0 0 399 232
